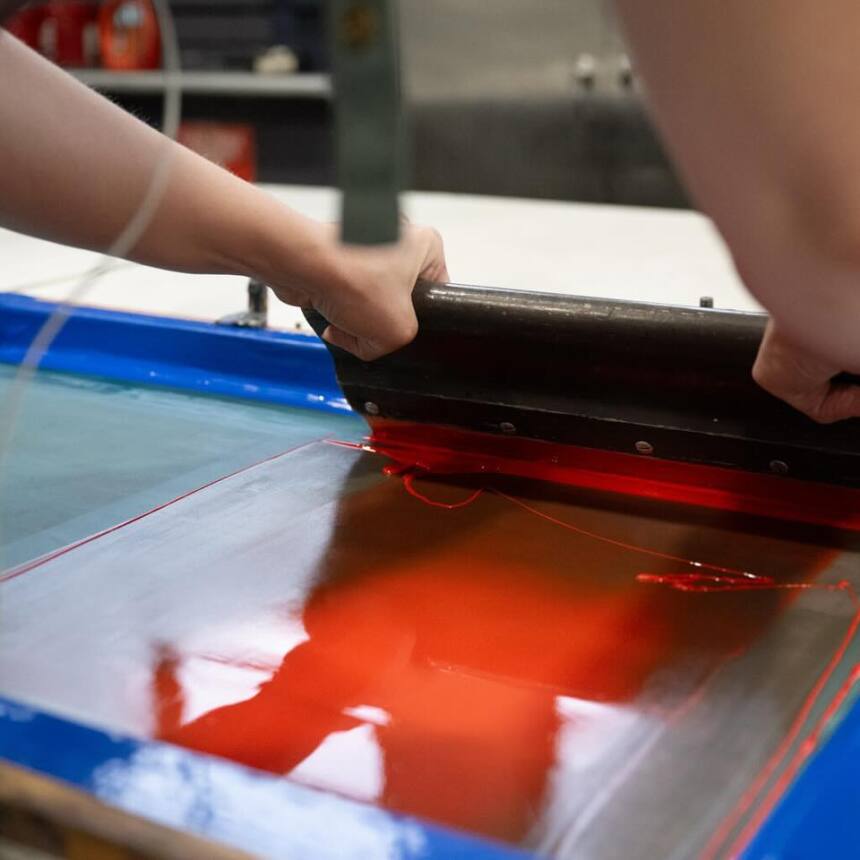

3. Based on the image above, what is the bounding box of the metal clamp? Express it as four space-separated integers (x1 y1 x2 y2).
216 279 269 329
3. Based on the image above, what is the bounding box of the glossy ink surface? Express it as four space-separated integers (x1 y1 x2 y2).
3 440 860 858
366 419 860 531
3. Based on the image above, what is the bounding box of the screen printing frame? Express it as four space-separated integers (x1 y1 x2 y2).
0 290 857 859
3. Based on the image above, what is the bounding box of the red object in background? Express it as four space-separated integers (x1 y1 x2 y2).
4 4 48 50
99 0 160 70
5 2 99 68
45 0 99 67
178 122 257 182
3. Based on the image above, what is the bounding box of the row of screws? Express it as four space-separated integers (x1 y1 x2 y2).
574 53 635 91
364 403 791 475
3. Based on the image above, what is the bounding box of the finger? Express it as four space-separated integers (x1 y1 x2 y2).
420 257 449 284
751 321 843 421
752 363 830 422
271 286 310 307
322 325 384 361
434 234 450 282
322 324 362 356
755 363 860 424
421 229 449 283
809 384 860 424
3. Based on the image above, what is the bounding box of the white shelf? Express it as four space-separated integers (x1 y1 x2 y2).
70 69 332 98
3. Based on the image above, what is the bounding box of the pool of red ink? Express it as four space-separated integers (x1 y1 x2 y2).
153 434 846 846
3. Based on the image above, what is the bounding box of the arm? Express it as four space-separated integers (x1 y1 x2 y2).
0 31 447 358
614 1 860 421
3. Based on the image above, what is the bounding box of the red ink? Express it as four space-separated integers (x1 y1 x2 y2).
390 472 765 580
368 441 860 853
401 471 484 510
153 645 182 731
636 572 858 604
326 439 366 451
156 461 818 842
143 434 859 849
496 490 755 578
382 463 409 477
637 572 775 591
444 477 860 855
356 420 860 531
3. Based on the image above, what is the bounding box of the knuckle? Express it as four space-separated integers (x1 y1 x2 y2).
355 340 381 361
813 390 860 425
750 362 766 388
388 324 417 352
371 319 417 359
804 402 836 424
792 394 832 424
400 315 419 343
750 361 777 396
411 223 435 244
812 412 838 425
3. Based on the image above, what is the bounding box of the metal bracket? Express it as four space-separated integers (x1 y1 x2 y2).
216 279 268 329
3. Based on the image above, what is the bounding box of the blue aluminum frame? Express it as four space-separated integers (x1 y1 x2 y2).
0 698 530 860
0 293 348 413
1 292 856 858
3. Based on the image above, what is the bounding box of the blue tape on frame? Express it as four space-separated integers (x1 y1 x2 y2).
0 697 532 860
0 293 350 413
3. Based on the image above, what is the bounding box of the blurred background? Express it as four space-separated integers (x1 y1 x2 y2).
4 0 689 206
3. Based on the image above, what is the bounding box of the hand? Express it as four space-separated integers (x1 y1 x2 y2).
752 321 860 423
267 221 449 361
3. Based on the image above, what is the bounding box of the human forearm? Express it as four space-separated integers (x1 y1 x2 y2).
0 31 449 362
615 1 860 371
0 31 321 280
730 214 860 375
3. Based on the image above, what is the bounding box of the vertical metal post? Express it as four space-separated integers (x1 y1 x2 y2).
329 0 402 245
216 279 269 328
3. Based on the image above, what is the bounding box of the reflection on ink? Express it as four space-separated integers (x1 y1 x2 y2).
151 453 848 848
